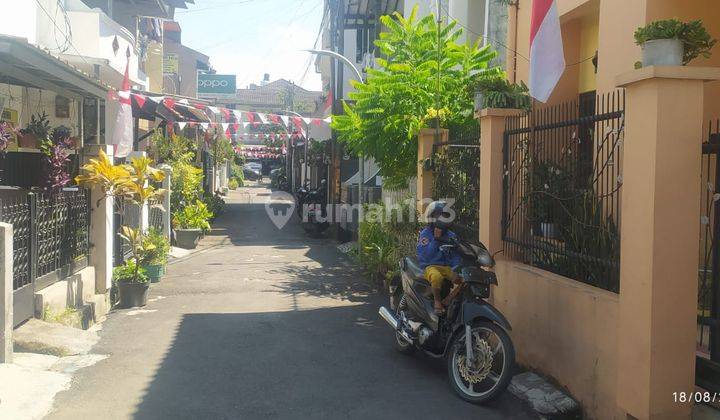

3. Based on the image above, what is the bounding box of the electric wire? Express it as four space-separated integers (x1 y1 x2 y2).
34 0 92 67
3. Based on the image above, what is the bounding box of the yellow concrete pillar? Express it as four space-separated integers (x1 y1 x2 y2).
416 128 447 216
616 66 720 420
478 109 521 253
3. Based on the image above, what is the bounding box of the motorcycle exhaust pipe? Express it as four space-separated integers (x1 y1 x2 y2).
379 306 415 344
379 306 399 329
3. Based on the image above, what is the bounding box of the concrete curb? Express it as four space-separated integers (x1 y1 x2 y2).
508 372 581 419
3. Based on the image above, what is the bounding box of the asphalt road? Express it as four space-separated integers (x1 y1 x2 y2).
46 183 536 420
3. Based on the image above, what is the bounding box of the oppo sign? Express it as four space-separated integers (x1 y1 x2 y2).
197 74 236 94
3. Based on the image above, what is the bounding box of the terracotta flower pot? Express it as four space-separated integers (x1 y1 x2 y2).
18 133 38 149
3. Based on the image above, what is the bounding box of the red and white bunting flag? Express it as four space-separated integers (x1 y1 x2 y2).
529 0 565 102
280 115 290 127
220 108 231 122
257 113 268 124
110 60 133 158
269 114 281 125
323 89 333 117
132 93 147 108
177 122 187 131
164 98 176 110
200 123 209 131
221 123 230 131
233 110 243 120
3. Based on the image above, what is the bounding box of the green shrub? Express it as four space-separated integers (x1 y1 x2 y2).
170 154 203 217
228 178 239 190
474 77 531 111
356 200 421 284
634 19 716 64
142 227 170 265
203 192 225 217
113 259 149 284
150 132 197 163
173 200 212 231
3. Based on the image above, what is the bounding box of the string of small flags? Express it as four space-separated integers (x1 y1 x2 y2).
130 93 331 140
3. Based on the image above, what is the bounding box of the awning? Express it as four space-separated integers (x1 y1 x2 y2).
0 35 109 99
130 91 211 123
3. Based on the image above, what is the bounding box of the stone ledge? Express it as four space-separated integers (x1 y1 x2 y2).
616 66 720 87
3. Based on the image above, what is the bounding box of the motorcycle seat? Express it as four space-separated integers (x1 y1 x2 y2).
403 257 428 283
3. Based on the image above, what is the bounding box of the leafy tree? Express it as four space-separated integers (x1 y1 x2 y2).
331 6 501 188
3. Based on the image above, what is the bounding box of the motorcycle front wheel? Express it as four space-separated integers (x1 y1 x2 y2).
447 321 514 404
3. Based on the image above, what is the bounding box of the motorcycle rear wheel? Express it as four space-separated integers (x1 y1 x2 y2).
447 321 514 404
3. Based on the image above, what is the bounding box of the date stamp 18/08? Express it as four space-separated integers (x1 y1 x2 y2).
673 392 720 403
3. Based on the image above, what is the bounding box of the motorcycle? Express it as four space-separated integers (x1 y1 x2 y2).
296 180 329 236
378 238 515 404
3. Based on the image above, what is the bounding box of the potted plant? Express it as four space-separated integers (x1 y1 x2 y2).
473 77 531 111
173 200 212 249
113 259 150 308
634 19 716 67
75 151 166 306
115 227 155 308
19 112 51 149
141 227 170 283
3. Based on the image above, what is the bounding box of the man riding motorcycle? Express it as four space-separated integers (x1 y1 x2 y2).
417 201 463 314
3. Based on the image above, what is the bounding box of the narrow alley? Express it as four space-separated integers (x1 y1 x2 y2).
45 183 535 419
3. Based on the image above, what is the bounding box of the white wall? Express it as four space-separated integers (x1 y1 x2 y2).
340 29 362 100
0 1 39 43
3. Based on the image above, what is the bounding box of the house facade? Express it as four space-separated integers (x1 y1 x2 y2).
447 1 720 418
0 0 193 362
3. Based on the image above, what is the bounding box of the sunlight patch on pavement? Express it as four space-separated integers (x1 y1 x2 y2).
125 309 158 316
2 352 109 419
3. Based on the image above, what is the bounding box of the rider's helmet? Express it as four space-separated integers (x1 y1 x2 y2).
425 200 453 231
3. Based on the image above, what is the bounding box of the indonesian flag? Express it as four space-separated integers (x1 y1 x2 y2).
110 61 133 157
529 0 565 103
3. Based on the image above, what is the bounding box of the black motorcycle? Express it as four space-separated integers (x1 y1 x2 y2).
379 238 515 404
296 180 329 236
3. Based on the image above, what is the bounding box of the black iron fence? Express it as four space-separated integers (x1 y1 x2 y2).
502 91 624 292
697 119 720 392
0 189 91 289
0 188 90 325
432 126 480 244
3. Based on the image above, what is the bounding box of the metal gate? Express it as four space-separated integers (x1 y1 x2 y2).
697 121 720 392
431 126 480 244
0 189 90 326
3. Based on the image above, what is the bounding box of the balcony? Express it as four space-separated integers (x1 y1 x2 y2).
61 3 146 89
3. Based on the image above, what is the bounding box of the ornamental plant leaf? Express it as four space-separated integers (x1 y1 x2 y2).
332 5 501 188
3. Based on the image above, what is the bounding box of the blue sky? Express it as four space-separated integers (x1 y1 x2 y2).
176 0 324 91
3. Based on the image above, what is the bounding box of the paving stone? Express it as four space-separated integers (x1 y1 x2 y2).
509 372 581 419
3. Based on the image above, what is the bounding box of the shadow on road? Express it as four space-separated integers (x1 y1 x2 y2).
131 308 532 420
